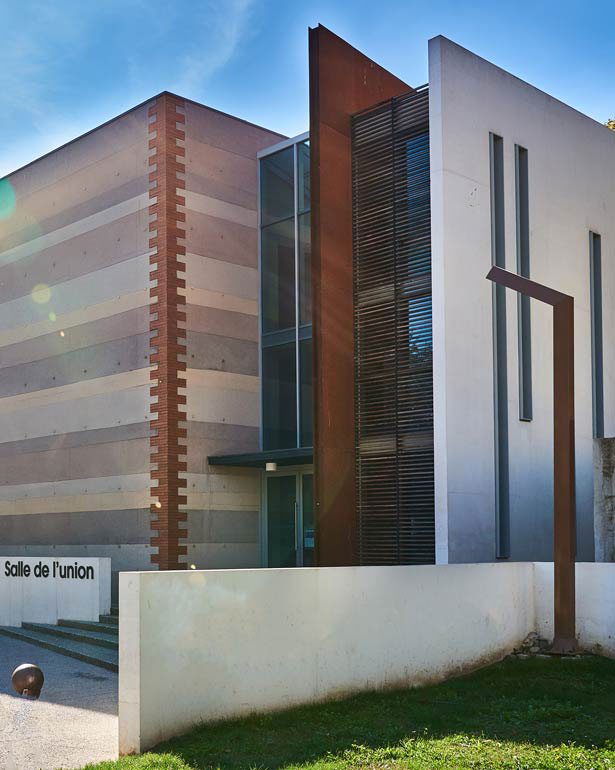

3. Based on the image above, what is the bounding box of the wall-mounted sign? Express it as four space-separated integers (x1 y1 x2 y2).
0 556 111 628
4 559 96 580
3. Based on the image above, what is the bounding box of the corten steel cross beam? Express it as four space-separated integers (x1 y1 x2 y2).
486 266 577 654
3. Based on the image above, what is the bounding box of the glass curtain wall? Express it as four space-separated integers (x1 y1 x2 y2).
260 136 312 450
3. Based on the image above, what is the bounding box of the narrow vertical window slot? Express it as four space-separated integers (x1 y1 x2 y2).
515 146 532 421
490 133 510 558
590 231 604 438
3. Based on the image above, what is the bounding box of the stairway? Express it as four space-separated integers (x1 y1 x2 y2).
0 607 119 672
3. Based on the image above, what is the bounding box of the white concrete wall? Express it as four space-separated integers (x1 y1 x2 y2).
593 439 615 561
0 556 110 626
534 562 615 655
429 37 615 563
119 563 534 754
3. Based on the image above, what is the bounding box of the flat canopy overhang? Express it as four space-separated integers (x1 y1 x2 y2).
208 448 313 469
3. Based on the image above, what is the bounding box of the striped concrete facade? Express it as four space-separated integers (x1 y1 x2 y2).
0 94 283 589
0 103 152 591
183 100 282 568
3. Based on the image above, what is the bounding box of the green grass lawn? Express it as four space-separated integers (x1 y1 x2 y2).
84 656 615 770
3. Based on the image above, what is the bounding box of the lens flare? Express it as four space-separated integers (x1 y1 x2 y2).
31 284 51 304
0 179 16 220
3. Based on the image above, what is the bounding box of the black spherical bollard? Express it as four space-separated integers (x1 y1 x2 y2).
11 664 44 699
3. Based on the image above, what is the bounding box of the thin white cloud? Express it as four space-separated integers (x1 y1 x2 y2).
0 0 257 177
0 1 141 177
174 0 255 95
0 3 88 123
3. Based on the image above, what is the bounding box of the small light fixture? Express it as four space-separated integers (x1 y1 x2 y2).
154 501 162 509
59 330 65 337
265 462 277 472
190 564 196 570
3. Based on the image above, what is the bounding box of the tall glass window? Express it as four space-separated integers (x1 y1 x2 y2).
260 136 312 450
489 132 510 559
590 231 604 439
262 217 295 334
515 145 532 422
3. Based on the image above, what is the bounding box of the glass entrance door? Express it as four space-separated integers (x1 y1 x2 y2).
265 472 314 567
301 473 314 566
266 475 296 568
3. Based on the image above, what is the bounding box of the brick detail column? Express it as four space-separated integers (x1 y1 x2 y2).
148 93 188 570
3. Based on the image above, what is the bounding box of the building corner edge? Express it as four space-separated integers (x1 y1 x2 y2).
148 93 188 570
428 36 450 565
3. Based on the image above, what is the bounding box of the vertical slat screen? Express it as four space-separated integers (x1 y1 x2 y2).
351 87 434 565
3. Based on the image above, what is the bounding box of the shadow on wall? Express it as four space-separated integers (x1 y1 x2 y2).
0 634 117 715
150 656 615 770
509 447 595 563
118 563 535 754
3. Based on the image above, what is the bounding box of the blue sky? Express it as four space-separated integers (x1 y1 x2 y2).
1 0 614 178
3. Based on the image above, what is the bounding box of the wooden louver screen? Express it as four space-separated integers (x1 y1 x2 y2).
351 87 435 565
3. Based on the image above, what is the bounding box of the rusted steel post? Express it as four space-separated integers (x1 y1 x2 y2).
486 266 576 653
551 297 576 652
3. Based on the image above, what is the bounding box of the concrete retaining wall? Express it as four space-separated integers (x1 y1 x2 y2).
593 439 615 561
533 562 615 655
119 562 535 754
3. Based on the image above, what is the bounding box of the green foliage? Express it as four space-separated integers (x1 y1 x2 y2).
78 656 615 770
607 118 615 131
82 755 193 770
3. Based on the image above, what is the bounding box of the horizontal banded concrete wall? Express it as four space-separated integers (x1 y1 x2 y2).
119 562 535 754
0 103 153 588
183 102 283 567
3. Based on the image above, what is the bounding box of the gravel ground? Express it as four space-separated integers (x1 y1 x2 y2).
0 635 117 770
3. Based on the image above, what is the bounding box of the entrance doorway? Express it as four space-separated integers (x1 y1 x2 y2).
263 471 314 567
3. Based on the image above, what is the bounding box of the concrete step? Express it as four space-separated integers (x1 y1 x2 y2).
22 622 118 650
0 626 118 672
99 614 118 626
58 619 118 636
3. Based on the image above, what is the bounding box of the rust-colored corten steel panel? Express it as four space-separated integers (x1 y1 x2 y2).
309 25 412 566
487 266 577 654
149 93 188 570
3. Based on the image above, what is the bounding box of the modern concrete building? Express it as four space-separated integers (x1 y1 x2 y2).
1 27 614 592
0 95 283 591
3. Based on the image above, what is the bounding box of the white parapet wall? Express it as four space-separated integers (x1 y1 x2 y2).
593 439 615 561
119 563 535 755
0 556 111 626
533 562 615 655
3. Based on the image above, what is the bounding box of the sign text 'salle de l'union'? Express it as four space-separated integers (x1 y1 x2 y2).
4 559 95 580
